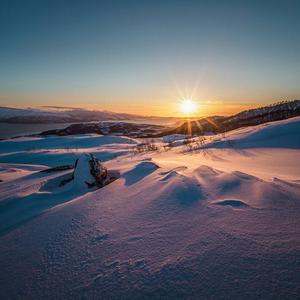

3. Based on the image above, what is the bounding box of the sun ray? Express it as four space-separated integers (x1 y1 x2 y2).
187 119 192 136
203 117 219 130
194 119 203 134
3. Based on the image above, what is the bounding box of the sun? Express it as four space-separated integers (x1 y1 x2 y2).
180 99 197 115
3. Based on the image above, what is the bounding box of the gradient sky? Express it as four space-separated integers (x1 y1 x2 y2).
0 0 300 116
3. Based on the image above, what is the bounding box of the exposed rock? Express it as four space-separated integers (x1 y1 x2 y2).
61 154 119 189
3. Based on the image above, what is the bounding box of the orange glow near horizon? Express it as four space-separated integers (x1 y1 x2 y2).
0 99 259 118
0 92 268 118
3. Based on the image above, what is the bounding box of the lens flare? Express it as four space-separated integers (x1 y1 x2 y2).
180 99 197 115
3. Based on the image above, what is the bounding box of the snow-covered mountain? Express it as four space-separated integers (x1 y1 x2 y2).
0 107 56 121
0 106 171 124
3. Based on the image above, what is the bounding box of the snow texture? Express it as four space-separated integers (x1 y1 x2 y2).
0 117 300 299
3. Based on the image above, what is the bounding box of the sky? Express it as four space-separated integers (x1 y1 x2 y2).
0 0 300 117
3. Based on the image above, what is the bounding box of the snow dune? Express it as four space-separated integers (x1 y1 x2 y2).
0 117 300 299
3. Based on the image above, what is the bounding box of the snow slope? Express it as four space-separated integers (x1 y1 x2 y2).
0 118 300 299
0 134 137 166
206 116 300 149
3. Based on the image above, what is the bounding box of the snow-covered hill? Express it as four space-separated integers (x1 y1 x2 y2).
168 99 300 135
0 117 299 299
39 121 167 138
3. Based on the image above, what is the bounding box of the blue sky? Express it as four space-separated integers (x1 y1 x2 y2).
0 0 299 116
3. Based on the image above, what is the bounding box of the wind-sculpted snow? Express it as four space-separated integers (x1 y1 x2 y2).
212 199 250 208
0 135 137 166
123 161 159 186
0 117 300 299
0 134 136 154
205 116 300 149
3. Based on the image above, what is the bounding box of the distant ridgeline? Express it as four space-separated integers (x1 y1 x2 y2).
40 122 166 138
37 100 300 138
166 100 300 136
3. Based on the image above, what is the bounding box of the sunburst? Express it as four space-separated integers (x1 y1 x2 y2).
180 99 197 115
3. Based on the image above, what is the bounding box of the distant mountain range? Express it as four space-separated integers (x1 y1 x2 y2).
166 100 300 136
2 100 300 138
37 99 300 138
0 106 174 124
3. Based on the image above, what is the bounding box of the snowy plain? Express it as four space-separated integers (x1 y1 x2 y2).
0 117 300 299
